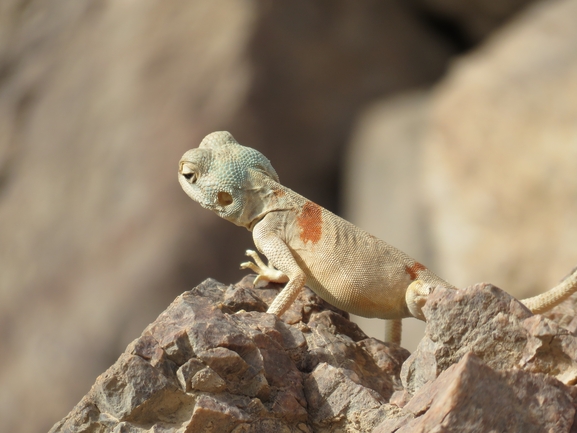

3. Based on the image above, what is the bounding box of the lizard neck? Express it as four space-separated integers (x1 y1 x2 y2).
238 173 297 231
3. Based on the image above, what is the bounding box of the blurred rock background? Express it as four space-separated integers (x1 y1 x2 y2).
1 0 576 432
345 0 577 351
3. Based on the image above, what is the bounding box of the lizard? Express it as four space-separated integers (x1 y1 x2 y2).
178 131 577 344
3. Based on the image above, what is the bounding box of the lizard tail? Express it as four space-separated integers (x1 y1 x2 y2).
521 266 577 314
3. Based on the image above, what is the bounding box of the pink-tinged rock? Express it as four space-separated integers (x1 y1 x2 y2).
402 283 577 393
50 277 408 432
182 395 250 433
521 314 577 385
377 352 575 433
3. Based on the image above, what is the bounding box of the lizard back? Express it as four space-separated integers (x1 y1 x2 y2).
252 185 453 320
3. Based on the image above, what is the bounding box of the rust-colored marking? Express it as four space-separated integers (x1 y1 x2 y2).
273 189 285 198
297 201 322 244
405 262 426 281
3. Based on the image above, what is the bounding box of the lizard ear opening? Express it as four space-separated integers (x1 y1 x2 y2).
217 191 233 206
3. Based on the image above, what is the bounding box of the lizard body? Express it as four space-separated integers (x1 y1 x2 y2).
179 131 577 343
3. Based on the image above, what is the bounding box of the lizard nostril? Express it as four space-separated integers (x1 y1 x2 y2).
217 191 233 206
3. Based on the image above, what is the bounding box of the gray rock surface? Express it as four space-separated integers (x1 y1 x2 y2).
402 283 577 394
50 277 409 433
52 276 577 433
377 352 576 433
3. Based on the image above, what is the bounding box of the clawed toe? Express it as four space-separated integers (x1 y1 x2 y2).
239 250 289 284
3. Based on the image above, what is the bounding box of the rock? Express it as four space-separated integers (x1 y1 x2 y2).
50 276 577 432
521 315 577 386
381 279 577 432
413 0 537 42
542 284 577 335
304 363 402 431
177 358 226 393
344 0 577 353
402 283 577 393
422 0 577 296
376 352 576 433
50 277 409 433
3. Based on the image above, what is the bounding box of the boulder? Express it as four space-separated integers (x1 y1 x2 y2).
377 281 577 432
50 277 409 433
51 276 577 432
402 283 577 394
376 352 575 433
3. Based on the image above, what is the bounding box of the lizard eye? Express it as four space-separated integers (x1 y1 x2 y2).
180 163 197 183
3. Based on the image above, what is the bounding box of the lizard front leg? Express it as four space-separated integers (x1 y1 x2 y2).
247 232 307 317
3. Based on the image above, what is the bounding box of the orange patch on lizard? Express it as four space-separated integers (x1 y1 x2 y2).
297 201 322 244
405 262 426 280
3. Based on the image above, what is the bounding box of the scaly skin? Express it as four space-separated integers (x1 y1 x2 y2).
179 131 577 344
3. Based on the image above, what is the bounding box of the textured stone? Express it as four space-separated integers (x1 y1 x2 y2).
50 275 577 432
543 289 577 335
177 358 226 393
376 352 575 433
520 315 577 385
50 277 408 432
305 362 402 431
402 283 577 394
184 395 250 433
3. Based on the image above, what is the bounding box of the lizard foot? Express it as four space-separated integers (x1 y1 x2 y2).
406 280 435 321
240 249 289 287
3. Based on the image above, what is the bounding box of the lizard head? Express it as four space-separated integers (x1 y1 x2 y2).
178 131 280 229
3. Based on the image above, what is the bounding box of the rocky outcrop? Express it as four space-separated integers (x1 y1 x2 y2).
377 352 576 433
375 281 577 432
52 275 577 432
50 277 409 433
401 283 577 393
